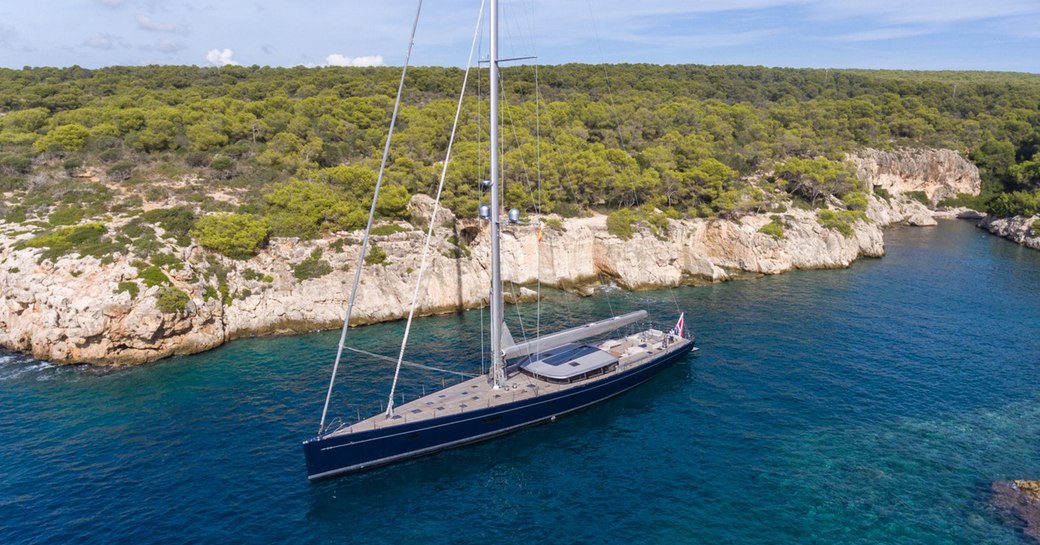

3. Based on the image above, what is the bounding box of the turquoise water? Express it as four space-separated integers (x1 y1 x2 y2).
2 220 1039 544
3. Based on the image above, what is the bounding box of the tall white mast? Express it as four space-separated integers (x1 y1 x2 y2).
488 0 506 388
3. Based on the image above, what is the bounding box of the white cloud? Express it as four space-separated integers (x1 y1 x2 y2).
834 27 931 42
805 0 1040 26
137 15 179 33
84 33 124 50
95 0 126 7
0 24 34 52
138 38 186 53
324 53 384 67
154 38 186 53
206 48 239 66
0 25 20 48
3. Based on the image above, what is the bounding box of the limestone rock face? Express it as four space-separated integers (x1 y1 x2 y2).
865 196 937 227
850 148 981 205
931 207 987 220
0 251 224 365
0 173 953 366
979 215 1040 250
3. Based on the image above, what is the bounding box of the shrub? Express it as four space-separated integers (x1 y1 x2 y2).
5 206 28 223
98 148 122 163
0 154 32 175
107 160 136 182
63 157 82 174
606 208 638 240
364 244 389 266
209 155 234 171
33 123 90 152
759 217 785 239
873 186 892 201
138 265 170 287
542 217 564 232
370 224 408 236
554 202 584 218
817 209 868 238
17 223 119 260
48 206 87 226
115 281 140 299
151 252 183 271
191 213 270 259
0 176 26 192
155 287 190 314
242 266 272 280
140 206 196 246
263 179 366 238
841 191 869 211
445 234 471 258
987 191 1040 218
218 282 233 306
904 191 930 206
775 157 857 205
293 256 333 280
938 192 988 211
121 220 153 239
606 207 670 240
1032 222 1040 237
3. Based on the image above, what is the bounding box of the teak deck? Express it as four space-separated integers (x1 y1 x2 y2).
329 329 687 435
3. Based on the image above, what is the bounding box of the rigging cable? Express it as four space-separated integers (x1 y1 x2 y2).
340 346 474 378
532 0 543 346
318 0 424 434
584 0 627 152
385 0 487 418
477 17 487 377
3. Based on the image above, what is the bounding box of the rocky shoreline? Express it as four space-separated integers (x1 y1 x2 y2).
979 215 1040 250
0 148 984 366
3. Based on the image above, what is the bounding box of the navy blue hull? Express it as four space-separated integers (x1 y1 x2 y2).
303 342 694 481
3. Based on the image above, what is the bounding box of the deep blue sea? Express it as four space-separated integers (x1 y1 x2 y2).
2 219 1040 545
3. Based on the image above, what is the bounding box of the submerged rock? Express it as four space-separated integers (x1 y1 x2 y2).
993 480 1040 542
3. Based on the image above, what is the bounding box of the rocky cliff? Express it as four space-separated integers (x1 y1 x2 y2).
850 148 981 205
0 195 927 366
0 148 980 365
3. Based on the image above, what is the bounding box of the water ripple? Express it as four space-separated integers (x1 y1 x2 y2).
2 221 1039 544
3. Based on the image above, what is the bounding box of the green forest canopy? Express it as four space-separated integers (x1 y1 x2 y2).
1 63 1039 258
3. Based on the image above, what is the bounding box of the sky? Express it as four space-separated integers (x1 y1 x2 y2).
0 0 1038 73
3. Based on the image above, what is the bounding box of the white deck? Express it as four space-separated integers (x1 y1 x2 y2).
327 329 690 436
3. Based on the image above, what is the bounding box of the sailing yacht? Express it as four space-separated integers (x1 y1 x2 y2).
302 0 697 481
